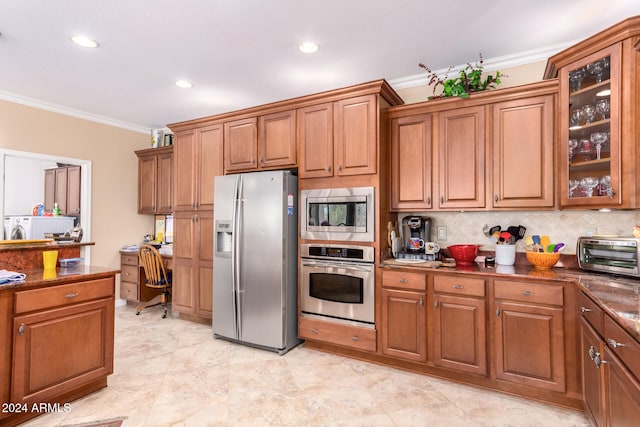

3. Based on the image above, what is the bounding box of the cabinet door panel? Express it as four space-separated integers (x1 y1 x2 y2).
492 95 554 208
198 124 223 210
174 130 197 211
605 347 640 427
581 319 605 427
381 289 426 362
259 110 296 169
138 156 157 213
156 152 173 213
334 95 377 176
391 114 432 210
11 299 113 403
438 106 485 208
172 262 195 313
495 302 565 392
54 167 68 215
298 103 333 178
434 294 486 375
44 169 56 212
66 166 81 215
224 118 258 172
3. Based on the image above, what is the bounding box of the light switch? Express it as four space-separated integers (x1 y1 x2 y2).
437 226 447 240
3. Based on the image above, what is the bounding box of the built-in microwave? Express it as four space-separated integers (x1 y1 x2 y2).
300 186 375 242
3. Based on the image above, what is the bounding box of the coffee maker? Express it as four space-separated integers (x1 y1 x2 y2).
400 216 433 259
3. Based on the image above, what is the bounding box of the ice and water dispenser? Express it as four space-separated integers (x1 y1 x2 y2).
215 221 233 257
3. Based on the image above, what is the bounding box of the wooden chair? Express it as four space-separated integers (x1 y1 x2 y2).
136 244 172 318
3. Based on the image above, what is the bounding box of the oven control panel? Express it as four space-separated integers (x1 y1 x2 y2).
301 243 374 263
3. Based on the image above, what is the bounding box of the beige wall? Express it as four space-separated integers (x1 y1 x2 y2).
0 99 153 286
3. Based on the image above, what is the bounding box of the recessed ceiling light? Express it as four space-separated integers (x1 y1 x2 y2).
70 35 99 48
298 41 319 54
175 80 193 89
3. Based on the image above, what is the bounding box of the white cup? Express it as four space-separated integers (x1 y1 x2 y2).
495 244 516 266
424 241 440 254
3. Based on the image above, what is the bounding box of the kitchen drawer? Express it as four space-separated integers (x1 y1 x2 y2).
120 281 138 302
120 253 139 266
578 291 604 335
434 275 485 297
299 316 376 352
15 278 114 314
120 264 139 284
604 314 640 380
494 280 563 306
382 270 426 291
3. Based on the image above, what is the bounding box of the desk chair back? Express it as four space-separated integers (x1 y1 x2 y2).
137 244 172 318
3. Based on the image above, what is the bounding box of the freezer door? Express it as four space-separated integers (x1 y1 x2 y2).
213 174 239 340
237 171 292 349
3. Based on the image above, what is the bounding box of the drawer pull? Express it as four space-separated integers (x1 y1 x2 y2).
310 328 319 334
399 279 408 283
65 292 79 298
351 336 359 341
607 338 626 348
453 285 464 289
588 345 596 360
521 291 533 296
580 306 592 313
18 323 25 336
594 352 606 368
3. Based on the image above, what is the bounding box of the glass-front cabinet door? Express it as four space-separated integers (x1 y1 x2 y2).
559 44 621 208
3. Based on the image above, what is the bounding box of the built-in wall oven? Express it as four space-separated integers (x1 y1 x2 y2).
300 186 374 242
300 243 375 328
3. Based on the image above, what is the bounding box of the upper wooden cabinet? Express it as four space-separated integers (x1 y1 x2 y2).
44 165 81 215
299 94 378 178
174 124 223 212
545 16 640 209
491 94 555 208
390 114 433 210
388 80 558 211
224 111 296 173
438 105 486 209
136 146 173 215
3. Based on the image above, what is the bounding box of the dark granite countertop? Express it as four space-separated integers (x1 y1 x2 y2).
0 265 120 292
0 241 94 252
380 257 640 341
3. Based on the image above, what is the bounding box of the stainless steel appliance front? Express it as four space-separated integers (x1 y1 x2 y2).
300 186 374 242
300 243 375 328
577 236 640 277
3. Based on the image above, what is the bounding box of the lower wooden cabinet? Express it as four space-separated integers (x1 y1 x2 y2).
493 280 566 393
605 346 640 426
381 288 426 361
433 275 487 376
298 316 376 352
9 277 115 409
581 318 606 426
172 211 213 320
380 270 427 362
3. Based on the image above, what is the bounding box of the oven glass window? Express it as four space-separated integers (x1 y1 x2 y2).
309 272 363 304
308 201 366 227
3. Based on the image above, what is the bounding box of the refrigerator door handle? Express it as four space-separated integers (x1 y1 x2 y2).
232 175 241 339
234 175 245 339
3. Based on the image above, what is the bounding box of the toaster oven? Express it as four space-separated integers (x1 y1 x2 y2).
577 237 640 278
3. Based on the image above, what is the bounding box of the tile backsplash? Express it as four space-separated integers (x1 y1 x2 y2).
398 210 640 254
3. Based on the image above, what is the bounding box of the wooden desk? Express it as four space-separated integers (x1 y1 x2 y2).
119 250 172 302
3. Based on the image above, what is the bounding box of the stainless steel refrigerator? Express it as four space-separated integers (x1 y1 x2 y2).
213 170 301 354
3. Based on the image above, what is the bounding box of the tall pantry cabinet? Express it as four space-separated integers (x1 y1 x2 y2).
168 123 224 322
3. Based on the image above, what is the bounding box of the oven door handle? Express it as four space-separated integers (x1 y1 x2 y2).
301 260 373 272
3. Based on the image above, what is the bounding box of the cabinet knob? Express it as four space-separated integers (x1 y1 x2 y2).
18 323 25 336
580 306 592 313
337 165 342 171
260 158 264 164
310 328 318 334
594 352 606 368
495 195 499 203
419 298 424 307
496 308 501 317
427 196 431 205
326 166 331 172
588 345 596 360
521 290 533 296
440 196 444 204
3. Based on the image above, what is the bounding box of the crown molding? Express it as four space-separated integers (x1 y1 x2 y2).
389 40 581 90
0 90 149 134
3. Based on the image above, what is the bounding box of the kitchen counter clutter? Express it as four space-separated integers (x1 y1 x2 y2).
0 265 118 426
0 241 94 271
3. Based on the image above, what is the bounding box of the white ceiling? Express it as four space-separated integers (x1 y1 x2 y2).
1 0 639 133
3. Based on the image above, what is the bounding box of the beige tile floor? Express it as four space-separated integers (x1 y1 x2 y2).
22 304 591 427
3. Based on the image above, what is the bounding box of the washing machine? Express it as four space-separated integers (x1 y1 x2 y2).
9 216 75 240
3 217 12 240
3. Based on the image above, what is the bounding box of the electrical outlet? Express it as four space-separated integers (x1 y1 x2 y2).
437 226 447 240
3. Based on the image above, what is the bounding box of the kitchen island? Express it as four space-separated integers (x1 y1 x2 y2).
0 240 94 270
0 265 119 427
